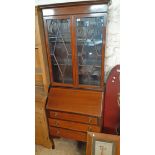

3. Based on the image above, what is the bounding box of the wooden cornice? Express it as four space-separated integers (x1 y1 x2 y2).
38 0 110 9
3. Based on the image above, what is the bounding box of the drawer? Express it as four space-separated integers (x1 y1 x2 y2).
48 118 101 133
48 111 98 125
49 127 87 142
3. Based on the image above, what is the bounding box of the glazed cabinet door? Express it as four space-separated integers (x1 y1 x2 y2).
75 14 107 88
43 13 107 89
44 16 74 86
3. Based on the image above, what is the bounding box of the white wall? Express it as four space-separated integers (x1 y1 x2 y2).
105 0 120 80
35 0 120 81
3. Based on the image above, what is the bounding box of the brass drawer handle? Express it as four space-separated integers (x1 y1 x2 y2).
88 126 92 132
54 121 59 127
54 112 58 117
88 117 92 124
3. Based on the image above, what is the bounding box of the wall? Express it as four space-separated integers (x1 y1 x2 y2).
35 0 120 81
105 0 120 80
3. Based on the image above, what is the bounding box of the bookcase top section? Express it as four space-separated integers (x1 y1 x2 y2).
38 0 110 9
42 4 108 16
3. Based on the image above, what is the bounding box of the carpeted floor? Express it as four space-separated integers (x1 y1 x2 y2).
35 138 86 155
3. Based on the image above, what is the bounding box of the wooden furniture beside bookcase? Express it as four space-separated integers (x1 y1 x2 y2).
35 7 52 148
39 0 110 142
103 65 120 135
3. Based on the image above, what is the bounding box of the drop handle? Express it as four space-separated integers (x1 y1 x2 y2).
54 112 58 117
88 118 92 124
54 121 59 127
88 126 92 131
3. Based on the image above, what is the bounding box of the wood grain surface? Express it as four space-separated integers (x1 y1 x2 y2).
47 87 104 117
49 110 98 125
48 118 101 132
49 127 87 142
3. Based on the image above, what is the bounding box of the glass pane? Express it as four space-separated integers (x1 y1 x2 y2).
46 18 73 84
76 16 104 86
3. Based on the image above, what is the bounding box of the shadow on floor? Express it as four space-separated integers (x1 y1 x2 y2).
36 138 86 155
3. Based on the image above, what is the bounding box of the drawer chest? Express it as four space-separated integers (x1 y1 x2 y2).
38 0 110 142
46 87 104 141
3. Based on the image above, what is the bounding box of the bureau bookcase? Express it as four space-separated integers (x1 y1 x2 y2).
40 0 109 142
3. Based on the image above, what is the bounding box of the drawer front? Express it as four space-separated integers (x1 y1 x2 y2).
49 111 98 125
49 127 87 142
48 118 101 133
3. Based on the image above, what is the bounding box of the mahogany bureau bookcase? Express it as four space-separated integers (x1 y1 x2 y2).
39 0 110 142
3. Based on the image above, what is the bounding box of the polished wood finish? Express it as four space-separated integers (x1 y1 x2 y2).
40 0 109 9
47 87 104 117
48 118 101 132
42 4 108 90
71 15 78 87
103 65 120 134
46 87 104 141
40 1 109 142
49 127 87 142
86 132 120 155
49 111 98 125
42 4 108 16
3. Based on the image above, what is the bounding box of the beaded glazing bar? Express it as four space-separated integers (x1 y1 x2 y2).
76 16 105 86
47 18 73 84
